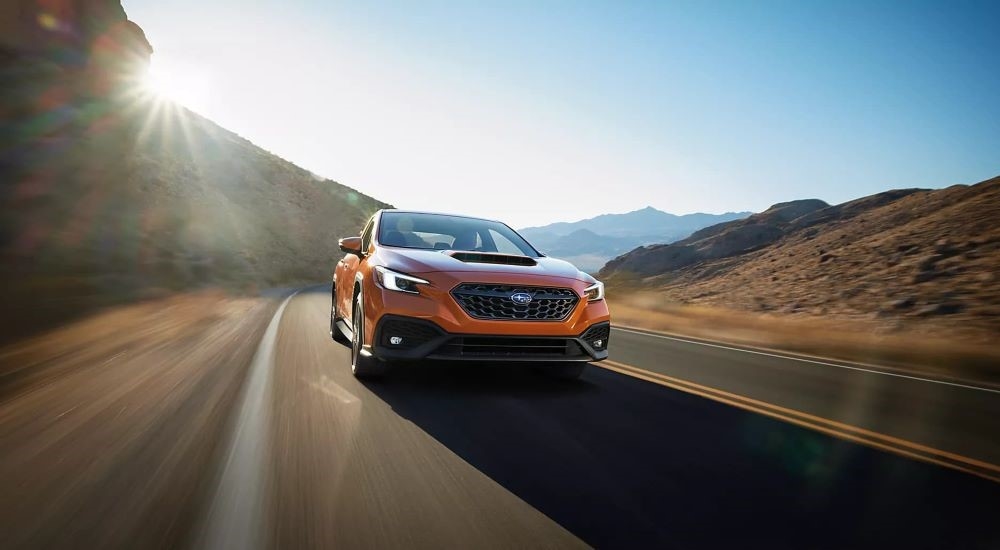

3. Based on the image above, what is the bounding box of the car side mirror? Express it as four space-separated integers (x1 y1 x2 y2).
339 236 364 256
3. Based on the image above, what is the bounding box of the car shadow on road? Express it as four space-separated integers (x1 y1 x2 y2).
365 362 1000 549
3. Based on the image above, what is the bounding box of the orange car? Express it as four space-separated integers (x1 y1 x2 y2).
331 210 611 378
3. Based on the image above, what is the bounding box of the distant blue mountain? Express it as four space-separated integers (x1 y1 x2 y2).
519 207 751 273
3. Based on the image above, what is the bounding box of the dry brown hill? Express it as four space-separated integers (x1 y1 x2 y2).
600 176 1000 339
0 1 389 339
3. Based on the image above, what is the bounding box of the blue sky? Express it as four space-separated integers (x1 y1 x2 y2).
126 0 1000 227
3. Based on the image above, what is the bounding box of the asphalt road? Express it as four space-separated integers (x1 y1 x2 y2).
611 326 1000 469
2 286 999 549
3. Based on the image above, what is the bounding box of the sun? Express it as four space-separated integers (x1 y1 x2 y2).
142 60 211 114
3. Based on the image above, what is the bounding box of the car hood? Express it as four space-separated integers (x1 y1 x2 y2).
376 248 592 282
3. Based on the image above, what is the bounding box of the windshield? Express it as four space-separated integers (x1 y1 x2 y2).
378 212 540 257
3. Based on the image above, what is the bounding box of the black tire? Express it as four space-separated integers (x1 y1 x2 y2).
330 285 350 346
541 362 586 380
350 294 385 378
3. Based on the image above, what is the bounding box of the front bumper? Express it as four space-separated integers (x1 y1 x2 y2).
364 271 611 341
372 315 610 362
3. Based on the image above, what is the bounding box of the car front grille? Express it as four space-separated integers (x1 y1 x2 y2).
451 283 579 321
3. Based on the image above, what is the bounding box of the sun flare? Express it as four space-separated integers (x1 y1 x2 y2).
142 60 211 113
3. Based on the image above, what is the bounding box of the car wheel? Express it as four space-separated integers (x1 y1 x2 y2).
330 285 350 345
541 362 586 380
351 294 385 378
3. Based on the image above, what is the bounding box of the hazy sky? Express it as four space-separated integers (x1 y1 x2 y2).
126 0 999 228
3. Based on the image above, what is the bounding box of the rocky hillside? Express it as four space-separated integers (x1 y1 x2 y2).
0 1 388 338
600 199 834 277
521 207 750 272
600 176 1000 336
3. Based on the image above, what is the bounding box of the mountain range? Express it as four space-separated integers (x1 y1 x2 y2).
519 207 751 272
600 176 1000 337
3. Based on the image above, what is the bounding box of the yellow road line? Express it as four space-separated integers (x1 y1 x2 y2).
598 359 1000 484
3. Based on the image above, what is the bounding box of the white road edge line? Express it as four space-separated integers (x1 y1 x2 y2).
612 326 1000 395
197 291 298 550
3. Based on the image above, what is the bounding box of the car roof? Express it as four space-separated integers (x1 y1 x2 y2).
376 209 503 224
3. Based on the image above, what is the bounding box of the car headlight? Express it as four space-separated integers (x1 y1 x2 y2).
374 266 429 294
583 281 604 302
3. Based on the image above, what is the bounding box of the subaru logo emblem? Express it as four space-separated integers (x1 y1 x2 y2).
510 292 532 305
